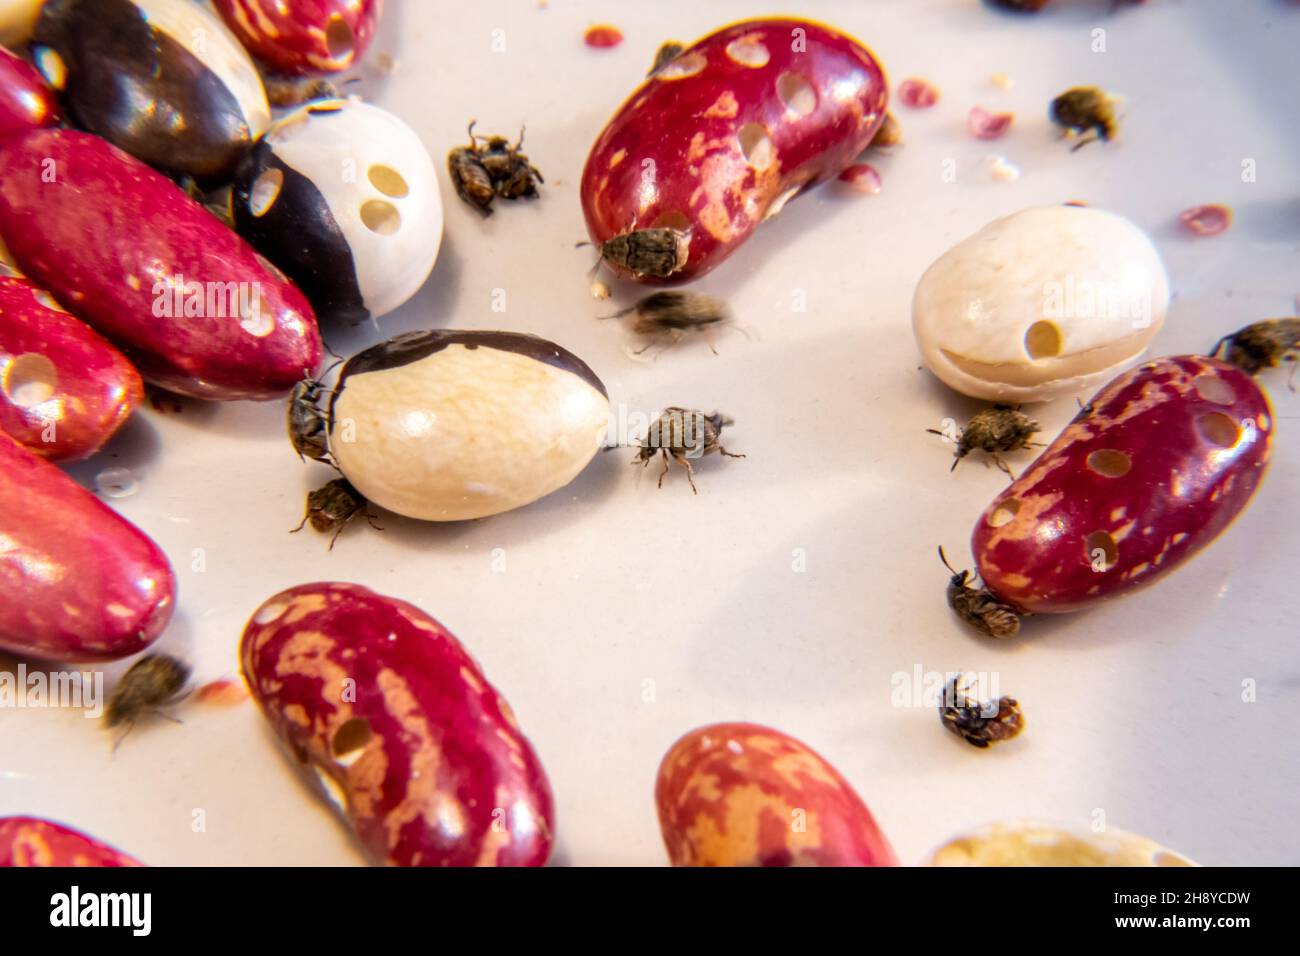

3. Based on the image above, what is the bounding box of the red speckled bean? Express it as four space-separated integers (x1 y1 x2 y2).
581 18 887 283
241 583 554 867
0 276 142 461
0 816 142 866
0 434 174 661
656 722 898 867
0 46 57 142
973 356 1273 614
0 129 322 400
214 0 383 75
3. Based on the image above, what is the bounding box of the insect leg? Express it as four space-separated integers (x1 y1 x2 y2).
674 453 698 495
657 449 671 488
717 446 746 459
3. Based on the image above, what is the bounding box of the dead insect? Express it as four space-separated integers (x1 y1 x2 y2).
927 404 1041 476
1212 318 1300 388
287 373 334 465
475 128 544 200
447 122 543 216
104 653 191 747
635 406 745 493
585 226 692 279
601 291 732 353
448 123 497 216
291 477 380 549
264 75 341 108
648 41 685 75
1049 86 1120 150
938 546 1023 639
938 673 1025 749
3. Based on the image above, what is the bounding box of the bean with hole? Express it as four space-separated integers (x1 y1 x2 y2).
0 276 143 461
0 128 323 400
232 98 443 325
213 0 383 76
580 18 888 283
913 205 1169 403
241 582 555 866
958 356 1272 634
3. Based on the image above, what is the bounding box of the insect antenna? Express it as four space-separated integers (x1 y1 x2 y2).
937 546 958 575
1209 332 1232 359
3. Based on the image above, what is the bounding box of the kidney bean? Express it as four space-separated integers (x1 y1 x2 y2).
0 434 175 661
0 816 142 866
241 583 554 867
0 128 323 400
926 820 1196 867
972 356 1273 615
0 276 142 460
213 0 384 75
580 18 888 283
656 722 898 866
33 0 270 184
0 45 57 143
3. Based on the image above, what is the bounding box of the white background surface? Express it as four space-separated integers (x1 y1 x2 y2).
3 0 1298 866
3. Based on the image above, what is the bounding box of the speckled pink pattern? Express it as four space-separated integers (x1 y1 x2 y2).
241 582 554 867
0 816 142 867
581 18 888 283
214 0 383 75
974 356 1273 613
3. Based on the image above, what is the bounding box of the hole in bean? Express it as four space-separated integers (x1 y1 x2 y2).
360 200 401 235
656 52 706 80
988 499 1020 528
1086 449 1131 477
95 467 138 499
1085 531 1118 570
777 73 817 116
3 353 57 408
249 168 284 218
252 601 288 625
1024 321 1062 359
1192 373 1235 405
325 16 355 61
651 210 692 231
1197 412 1239 448
726 38 770 68
737 122 774 170
368 165 409 199
332 717 372 759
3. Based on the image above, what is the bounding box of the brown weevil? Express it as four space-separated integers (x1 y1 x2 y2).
104 653 191 747
476 128 544 200
927 405 1041 476
447 122 543 216
938 547 1023 639
448 123 498 216
586 226 692 279
648 41 685 76
1049 86 1120 150
636 406 745 494
1212 318 1300 388
263 75 341 109
601 291 732 354
938 673 1025 749
292 477 380 549
287 373 334 465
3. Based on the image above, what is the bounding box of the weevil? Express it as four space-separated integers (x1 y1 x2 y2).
938 547 1023 639
636 406 745 493
938 673 1025 748
927 405 1041 476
